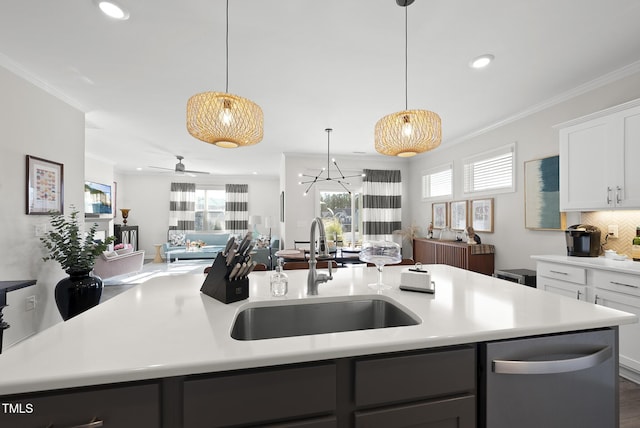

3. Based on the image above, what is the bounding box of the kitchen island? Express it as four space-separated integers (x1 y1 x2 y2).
0 264 636 427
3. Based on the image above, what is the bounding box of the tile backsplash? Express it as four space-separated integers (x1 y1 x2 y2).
581 211 640 258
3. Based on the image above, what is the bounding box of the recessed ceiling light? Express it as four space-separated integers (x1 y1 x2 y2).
470 54 494 69
136 167 142 171
95 0 130 20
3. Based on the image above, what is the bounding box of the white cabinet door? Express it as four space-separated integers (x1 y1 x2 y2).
559 101 640 211
559 117 613 211
615 105 640 208
594 289 640 375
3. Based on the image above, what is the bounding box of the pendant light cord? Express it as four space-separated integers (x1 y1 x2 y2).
404 3 408 111
225 0 229 93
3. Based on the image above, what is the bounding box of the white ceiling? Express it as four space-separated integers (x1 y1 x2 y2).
2 0 640 177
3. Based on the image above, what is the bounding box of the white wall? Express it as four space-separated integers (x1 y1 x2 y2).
115 173 280 256
0 64 85 344
282 153 410 249
408 70 640 271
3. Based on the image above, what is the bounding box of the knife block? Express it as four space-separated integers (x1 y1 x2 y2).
201 253 249 304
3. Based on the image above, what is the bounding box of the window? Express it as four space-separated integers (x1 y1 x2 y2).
422 164 452 199
195 188 225 231
318 190 362 246
463 144 515 194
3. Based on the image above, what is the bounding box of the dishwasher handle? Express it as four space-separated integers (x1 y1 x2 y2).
492 346 612 375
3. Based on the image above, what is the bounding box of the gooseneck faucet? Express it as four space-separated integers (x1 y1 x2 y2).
307 217 333 295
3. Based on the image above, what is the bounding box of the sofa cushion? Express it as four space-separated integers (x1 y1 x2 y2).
185 233 230 247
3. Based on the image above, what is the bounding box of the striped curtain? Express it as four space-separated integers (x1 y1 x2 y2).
362 169 402 242
225 184 248 236
168 182 196 231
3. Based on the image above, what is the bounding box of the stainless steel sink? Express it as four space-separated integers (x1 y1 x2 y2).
231 297 420 340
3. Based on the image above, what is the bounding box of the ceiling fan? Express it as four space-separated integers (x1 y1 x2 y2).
148 155 210 176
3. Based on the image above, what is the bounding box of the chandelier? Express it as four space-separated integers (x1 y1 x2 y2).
299 128 365 196
186 0 263 148
375 0 441 157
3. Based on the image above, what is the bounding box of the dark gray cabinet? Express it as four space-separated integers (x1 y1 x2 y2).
183 363 336 428
0 346 476 428
0 382 160 428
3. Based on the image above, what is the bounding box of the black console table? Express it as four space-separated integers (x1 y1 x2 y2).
0 280 37 354
114 225 139 251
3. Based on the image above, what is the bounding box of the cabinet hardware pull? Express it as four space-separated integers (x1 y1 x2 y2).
46 418 104 428
607 186 612 205
616 186 622 204
493 346 612 375
576 290 582 300
610 281 638 289
549 270 568 275
595 294 599 304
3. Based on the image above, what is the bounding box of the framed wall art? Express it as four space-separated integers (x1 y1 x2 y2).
26 155 64 215
470 198 494 232
524 155 566 230
431 202 448 229
449 200 468 231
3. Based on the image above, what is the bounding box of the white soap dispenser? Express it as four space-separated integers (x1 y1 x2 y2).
270 258 288 297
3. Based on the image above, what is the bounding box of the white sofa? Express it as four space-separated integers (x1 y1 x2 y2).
93 250 145 279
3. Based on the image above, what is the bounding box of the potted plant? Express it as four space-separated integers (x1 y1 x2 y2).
41 208 114 321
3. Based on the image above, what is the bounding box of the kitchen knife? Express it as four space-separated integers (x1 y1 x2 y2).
228 262 241 281
222 236 235 256
237 231 253 256
225 248 237 266
244 261 257 277
236 262 248 279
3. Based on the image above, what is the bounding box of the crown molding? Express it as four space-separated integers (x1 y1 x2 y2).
447 60 640 146
0 52 86 112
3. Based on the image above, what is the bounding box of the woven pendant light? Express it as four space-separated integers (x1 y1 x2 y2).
375 0 441 157
186 0 263 148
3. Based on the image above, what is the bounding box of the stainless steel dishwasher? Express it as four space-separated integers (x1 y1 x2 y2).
479 328 618 428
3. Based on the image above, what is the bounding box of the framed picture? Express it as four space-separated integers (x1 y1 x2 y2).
470 198 494 232
525 156 566 230
26 155 64 215
431 202 448 229
449 200 468 231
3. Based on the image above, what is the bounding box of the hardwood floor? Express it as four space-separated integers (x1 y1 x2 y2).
620 377 640 428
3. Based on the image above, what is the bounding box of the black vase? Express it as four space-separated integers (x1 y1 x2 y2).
55 270 103 321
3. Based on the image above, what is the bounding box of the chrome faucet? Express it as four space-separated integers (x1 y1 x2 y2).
307 217 333 295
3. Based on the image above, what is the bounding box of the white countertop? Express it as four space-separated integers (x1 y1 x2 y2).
532 254 640 274
0 265 636 396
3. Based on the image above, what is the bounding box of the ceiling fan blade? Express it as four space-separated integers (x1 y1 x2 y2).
148 166 174 171
183 169 210 175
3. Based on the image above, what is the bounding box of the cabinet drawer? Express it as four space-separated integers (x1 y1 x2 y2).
537 262 586 284
354 346 476 407
184 363 336 428
0 382 160 428
354 395 475 428
537 276 588 301
593 269 640 297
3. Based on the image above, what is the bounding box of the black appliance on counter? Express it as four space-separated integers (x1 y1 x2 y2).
565 224 601 257
493 269 537 288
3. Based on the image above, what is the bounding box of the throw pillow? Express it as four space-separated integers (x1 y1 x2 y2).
115 247 133 255
168 230 186 246
102 250 118 260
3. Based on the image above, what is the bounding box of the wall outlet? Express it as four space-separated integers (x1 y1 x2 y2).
608 224 619 238
25 295 36 311
34 224 47 237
